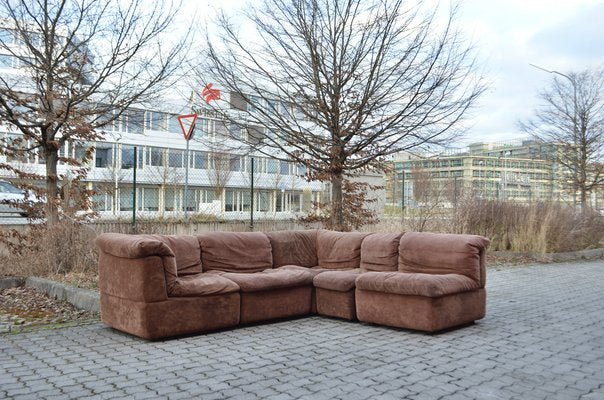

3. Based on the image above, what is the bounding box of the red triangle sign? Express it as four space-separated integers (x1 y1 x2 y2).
177 114 198 140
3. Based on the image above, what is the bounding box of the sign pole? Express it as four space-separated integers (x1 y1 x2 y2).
184 138 190 218
177 113 197 219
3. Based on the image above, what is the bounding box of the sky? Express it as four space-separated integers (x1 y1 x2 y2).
189 0 604 146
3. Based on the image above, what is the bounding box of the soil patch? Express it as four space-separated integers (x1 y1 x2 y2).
0 286 98 333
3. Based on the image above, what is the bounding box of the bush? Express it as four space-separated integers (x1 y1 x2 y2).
0 220 98 278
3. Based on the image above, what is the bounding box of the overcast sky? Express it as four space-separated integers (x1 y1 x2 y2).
191 0 604 146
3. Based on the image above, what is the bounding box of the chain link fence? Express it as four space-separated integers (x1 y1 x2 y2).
87 143 328 230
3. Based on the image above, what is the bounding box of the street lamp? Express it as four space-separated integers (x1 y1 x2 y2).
529 63 578 206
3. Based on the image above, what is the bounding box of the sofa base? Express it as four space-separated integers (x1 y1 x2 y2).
100 292 240 340
316 288 356 320
240 286 312 324
355 288 485 332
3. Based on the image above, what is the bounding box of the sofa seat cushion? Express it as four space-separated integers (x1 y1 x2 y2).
169 274 240 297
313 269 362 292
355 272 480 298
214 268 314 293
276 265 328 277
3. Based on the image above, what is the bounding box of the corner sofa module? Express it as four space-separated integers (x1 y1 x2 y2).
95 233 240 340
355 232 489 332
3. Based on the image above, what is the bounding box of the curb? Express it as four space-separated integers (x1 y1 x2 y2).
0 277 25 290
491 247 604 262
24 277 100 313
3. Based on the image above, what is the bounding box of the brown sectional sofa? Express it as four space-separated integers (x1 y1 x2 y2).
96 230 489 340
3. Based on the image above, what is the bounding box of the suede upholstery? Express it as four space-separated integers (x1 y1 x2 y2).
216 268 314 293
169 274 240 297
356 289 486 332
355 272 480 298
315 288 357 320
399 232 489 286
97 230 489 339
142 235 203 276
266 230 318 268
361 232 404 271
313 269 362 292
316 230 372 269
197 232 273 273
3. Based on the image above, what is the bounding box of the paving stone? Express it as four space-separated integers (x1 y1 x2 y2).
1 260 603 399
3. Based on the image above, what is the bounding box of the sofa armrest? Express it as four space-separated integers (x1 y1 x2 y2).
95 233 174 259
398 232 490 287
96 233 177 302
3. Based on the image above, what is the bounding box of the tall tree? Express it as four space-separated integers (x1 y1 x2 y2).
199 0 484 230
521 67 604 210
0 0 190 224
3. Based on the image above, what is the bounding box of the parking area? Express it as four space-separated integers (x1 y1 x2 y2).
1 260 603 400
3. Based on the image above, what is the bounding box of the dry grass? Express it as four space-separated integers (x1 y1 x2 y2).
371 199 604 253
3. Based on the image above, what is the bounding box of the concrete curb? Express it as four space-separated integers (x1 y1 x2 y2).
492 247 604 262
0 276 25 290
24 277 100 313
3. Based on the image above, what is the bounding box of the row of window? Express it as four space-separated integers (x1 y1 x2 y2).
94 143 306 176
92 186 310 213
471 170 551 181
396 158 551 170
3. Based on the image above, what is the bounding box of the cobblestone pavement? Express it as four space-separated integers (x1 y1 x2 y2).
1 260 603 400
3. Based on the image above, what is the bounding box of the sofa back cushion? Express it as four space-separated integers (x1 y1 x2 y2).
265 230 318 268
142 234 202 276
197 232 272 273
398 232 489 286
360 232 404 271
317 230 371 269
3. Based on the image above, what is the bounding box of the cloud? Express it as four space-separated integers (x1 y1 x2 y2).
530 2 604 64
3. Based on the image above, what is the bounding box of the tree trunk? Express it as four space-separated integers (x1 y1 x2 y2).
330 173 345 231
44 147 60 226
580 187 588 212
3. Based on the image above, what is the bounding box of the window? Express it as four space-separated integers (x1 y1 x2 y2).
229 123 241 139
451 159 463 167
120 188 134 211
95 144 113 168
146 111 167 131
280 161 290 175
267 159 278 174
193 151 207 169
257 191 271 212
297 164 306 176
121 146 136 169
164 189 179 212
229 155 241 171
0 29 14 44
168 114 181 133
168 149 184 168
126 109 144 134
248 95 262 113
225 190 235 212
0 54 14 68
194 118 210 137
215 121 229 138
141 187 159 211
149 148 164 167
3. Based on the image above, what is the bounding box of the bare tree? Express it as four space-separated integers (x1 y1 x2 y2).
0 0 191 224
410 167 447 231
521 67 604 210
199 0 484 230
207 151 235 209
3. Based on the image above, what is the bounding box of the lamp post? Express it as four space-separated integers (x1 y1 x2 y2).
530 63 578 206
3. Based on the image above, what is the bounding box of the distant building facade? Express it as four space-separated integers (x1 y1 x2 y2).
386 140 563 208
